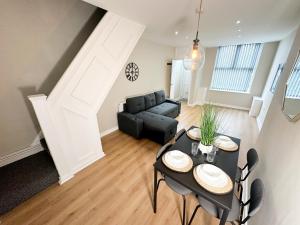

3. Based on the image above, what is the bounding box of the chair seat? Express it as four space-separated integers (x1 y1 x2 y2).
198 195 241 222
165 176 192 196
235 167 242 182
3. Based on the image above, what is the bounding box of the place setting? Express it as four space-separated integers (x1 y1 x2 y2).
187 127 201 140
193 163 233 195
162 150 193 172
214 135 238 152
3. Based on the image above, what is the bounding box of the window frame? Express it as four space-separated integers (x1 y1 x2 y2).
286 51 300 99
210 43 263 93
270 64 284 94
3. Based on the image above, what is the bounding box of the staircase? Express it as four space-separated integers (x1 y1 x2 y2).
29 12 144 184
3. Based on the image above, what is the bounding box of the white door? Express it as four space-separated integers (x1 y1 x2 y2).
170 60 185 99
182 69 191 99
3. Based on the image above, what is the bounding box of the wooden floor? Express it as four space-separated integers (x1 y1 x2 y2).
0 103 259 225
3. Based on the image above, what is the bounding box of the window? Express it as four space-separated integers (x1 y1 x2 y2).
286 53 300 99
210 43 262 92
270 64 284 93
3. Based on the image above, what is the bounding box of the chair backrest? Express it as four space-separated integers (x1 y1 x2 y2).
248 178 264 217
156 143 172 160
247 148 259 172
174 129 186 142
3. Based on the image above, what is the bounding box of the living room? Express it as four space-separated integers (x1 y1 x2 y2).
0 0 300 225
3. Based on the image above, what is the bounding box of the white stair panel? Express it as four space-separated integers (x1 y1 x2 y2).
29 12 144 184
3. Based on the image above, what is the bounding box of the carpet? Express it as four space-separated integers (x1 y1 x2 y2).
0 150 59 215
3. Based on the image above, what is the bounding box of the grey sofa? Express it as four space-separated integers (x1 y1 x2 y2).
117 90 181 144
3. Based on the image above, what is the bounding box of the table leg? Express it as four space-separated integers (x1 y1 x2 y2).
219 209 229 225
153 168 158 213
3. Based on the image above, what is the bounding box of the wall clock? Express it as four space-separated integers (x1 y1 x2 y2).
125 62 139 82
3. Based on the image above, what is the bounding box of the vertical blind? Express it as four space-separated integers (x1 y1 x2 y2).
210 43 262 92
270 64 284 93
286 54 300 99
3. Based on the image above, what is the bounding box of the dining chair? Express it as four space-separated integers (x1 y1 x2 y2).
236 148 259 199
174 129 186 142
187 178 264 225
155 143 192 225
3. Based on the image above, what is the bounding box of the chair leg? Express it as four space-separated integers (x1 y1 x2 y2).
182 195 186 225
157 178 165 190
187 204 201 225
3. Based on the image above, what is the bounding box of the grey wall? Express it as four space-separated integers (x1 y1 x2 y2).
97 38 175 133
250 27 300 225
201 42 278 109
0 0 105 157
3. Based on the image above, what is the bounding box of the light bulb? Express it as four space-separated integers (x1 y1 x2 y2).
192 49 198 59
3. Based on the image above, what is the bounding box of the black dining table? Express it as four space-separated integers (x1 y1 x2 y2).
153 126 240 225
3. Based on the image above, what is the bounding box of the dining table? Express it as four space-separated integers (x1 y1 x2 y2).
153 126 241 225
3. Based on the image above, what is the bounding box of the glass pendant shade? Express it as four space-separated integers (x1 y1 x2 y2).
183 40 205 71
183 0 205 72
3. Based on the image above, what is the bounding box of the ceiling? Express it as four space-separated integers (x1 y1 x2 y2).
84 0 300 47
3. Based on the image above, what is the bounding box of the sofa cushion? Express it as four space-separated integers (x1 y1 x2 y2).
147 102 178 116
136 111 177 131
144 93 157 109
126 96 145 114
136 111 178 144
154 90 166 104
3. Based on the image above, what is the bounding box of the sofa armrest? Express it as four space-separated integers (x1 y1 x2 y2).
165 98 181 113
117 112 143 138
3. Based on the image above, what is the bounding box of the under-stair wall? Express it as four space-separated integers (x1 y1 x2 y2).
29 12 144 184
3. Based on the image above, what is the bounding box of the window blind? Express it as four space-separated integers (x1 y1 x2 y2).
270 64 284 93
286 54 300 99
210 43 262 92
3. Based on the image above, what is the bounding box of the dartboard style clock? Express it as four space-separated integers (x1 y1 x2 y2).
125 62 139 82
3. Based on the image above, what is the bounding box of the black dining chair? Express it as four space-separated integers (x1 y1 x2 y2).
174 129 186 142
155 142 192 225
236 148 259 199
188 178 264 225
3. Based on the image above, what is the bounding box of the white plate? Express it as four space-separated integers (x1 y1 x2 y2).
217 135 231 142
214 135 238 151
196 164 228 188
188 128 201 139
164 150 190 169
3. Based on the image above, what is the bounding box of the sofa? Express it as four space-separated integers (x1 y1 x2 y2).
117 90 181 144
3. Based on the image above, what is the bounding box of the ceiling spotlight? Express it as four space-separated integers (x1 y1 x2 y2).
238 34 242 38
237 29 241 32
236 20 241 24
175 31 179 35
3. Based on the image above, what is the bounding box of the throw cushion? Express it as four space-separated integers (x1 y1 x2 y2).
126 96 145 114
154 90 166 104
144 93 157 109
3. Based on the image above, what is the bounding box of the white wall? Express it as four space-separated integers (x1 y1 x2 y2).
256 32 296 130
97 38 175 133
250 26 300 225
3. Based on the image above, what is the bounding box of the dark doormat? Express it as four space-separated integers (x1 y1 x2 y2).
0 151 59 215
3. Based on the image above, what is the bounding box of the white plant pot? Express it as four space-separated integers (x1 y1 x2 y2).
198 142 213 154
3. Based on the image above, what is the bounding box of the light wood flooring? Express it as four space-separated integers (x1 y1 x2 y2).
0 103 259 225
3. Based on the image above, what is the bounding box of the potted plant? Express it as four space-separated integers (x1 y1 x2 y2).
199 104 218 154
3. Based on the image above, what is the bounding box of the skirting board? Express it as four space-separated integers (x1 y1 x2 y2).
0 144 44 167
205 101 250 111
100 126 118 137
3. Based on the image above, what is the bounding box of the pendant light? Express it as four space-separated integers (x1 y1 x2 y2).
183 0 205 71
